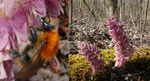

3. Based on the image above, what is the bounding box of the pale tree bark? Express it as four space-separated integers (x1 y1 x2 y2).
105 0 119 17
143 0 149 30
118 0 122 19
105 0 113 16
138 0 144 48
118 0 125 20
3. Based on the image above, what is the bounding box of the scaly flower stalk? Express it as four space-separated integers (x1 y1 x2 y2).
79 42 104 73
107 16 135 67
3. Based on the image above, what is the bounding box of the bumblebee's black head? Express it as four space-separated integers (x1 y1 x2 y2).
39 16 45 23
42 22 54 31
39 16 54 31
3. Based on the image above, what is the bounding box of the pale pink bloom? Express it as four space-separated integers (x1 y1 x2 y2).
31 12 41 27
0 17 18 81
3 0 46 18
3 0 64 18
45 0 64 17
23 0 46 17
2 0 19 18
9 6 29 42
0 17 18 50
0 0 3 4
0 52 14 81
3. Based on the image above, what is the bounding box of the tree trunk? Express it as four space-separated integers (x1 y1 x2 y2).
105 0 119 17
143 0 149 30
118 0 125 20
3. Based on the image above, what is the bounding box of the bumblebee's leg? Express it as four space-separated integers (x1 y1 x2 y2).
49 57 61 74
56 50 68 69
4 49 21 59
21 44 32 63
4 49 24 67
4 27 37 58
54 56 61 68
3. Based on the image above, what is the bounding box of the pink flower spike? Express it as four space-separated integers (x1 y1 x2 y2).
107 16 135 68
115 18 120 23
79 42 104 73
111 16 114 20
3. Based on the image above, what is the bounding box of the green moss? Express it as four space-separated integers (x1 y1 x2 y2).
126 47 150 73
69 47 150 81
100 49 115 66
69 49 115 81
69 54 92 81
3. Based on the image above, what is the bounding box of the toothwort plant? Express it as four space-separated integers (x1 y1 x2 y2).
107 16 135 67
79 42 104 73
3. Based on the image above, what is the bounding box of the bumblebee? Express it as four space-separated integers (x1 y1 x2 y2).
6 1 69 80
7 16 61 81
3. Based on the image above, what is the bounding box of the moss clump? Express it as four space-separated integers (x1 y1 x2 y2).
126 47 150 73
100 49 115 66
69 47 150 81
69 54 92 81
69 49 115 81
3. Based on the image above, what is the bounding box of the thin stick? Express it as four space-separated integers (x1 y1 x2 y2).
82 0 96 21
70 0 73 32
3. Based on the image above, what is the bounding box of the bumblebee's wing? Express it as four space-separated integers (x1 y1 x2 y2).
14 40 47 81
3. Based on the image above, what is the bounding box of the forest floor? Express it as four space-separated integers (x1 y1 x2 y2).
69 16 150 54
69 47 150 81
69 13 150 81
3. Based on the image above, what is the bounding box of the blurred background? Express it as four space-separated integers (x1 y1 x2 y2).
69 0 150 54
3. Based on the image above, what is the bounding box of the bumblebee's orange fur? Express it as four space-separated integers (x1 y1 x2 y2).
41 30 59 60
